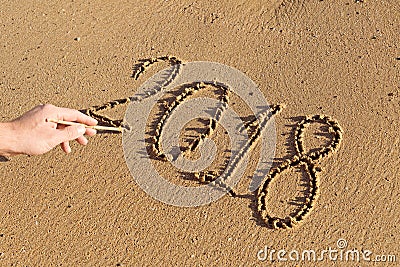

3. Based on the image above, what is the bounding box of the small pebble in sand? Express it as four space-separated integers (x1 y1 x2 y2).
74 37 81 41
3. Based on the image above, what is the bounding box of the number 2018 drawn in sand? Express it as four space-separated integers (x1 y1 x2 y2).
82 56 343 229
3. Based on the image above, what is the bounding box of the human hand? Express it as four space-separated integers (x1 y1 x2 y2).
0 104 97 156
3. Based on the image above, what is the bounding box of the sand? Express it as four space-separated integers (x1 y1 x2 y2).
0 0 399 266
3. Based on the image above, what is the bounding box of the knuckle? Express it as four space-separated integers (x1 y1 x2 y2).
66 127 77 139
41 104 55 111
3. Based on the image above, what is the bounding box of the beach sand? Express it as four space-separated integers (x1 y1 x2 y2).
0 0 399 266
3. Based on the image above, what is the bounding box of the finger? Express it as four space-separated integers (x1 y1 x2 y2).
53 125 86 145
85 128 97 137
61 141 71 154
47 120 58 129
57 108 98 126
55 119 96 136
76 136 88 146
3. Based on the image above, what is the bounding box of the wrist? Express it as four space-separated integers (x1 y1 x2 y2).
0 122 22 156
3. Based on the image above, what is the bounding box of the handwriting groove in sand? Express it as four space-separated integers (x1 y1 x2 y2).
257 114 343 229
82 56 182 129
84 56 343 229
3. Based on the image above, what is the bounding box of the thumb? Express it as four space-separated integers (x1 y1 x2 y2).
53 125 86 144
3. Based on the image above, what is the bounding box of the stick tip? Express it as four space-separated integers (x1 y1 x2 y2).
121 123 132 132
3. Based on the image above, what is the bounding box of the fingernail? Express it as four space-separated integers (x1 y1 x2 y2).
77 125 86 135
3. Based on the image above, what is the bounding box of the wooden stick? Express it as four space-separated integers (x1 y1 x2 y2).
46 118 123 132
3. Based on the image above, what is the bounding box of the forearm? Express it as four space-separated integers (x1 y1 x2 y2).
0 122 20 156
